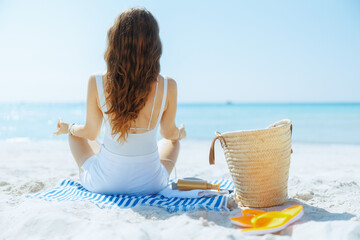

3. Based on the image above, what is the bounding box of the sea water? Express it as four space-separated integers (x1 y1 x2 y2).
0 103 359 144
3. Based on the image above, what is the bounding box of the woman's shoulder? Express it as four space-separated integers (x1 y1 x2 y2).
86 74 98 94
88 74 97 83
163 76 177 92
88 72 105 83
87 72 107 90
87 74 103 101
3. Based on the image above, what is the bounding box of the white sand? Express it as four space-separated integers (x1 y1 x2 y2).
1 140 360 239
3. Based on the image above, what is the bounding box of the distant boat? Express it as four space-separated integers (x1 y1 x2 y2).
226 101 233 105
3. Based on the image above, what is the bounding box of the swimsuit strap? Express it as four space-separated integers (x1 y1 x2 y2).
146 77 159 129
155 76 168 127
130 76 160 130
96 74 107 112
98 74 165 130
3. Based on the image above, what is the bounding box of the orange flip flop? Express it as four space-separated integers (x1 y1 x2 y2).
231 205 304 235
230 209 267 228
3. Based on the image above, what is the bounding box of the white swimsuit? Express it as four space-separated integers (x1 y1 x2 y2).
80 74 169 195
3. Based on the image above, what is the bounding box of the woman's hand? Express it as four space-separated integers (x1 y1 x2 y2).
177 123 186 141
53 118 70 136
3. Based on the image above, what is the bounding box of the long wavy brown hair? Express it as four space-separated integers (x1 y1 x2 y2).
104 8 162 142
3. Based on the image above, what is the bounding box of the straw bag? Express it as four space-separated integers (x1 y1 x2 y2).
209 119 293 208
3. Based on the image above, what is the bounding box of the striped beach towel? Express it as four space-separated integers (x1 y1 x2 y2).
28 179 234 212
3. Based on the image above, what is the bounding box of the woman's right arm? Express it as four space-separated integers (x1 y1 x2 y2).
53 75 103 140
160 77 186 141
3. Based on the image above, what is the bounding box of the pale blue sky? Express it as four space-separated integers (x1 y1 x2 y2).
0 0 359 103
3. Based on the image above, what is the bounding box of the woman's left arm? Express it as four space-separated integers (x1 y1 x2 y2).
54 75 103 140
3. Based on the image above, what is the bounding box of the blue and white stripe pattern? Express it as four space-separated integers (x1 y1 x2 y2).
28 179 234 212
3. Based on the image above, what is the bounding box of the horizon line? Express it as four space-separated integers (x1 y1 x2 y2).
1 101 360 105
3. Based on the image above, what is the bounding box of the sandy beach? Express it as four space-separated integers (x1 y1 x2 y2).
1 0 359 238
1 139 359 239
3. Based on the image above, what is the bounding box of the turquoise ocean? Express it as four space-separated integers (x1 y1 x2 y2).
1 103 359 145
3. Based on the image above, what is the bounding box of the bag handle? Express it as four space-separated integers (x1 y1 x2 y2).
290 124 293 153
209 122 293 164
209 132 226 165
269 120 293 154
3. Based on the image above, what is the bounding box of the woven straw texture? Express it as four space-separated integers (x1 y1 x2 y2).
210 119 292 208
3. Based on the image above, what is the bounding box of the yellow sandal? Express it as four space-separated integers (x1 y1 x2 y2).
231 205 304 235
230 209 267 228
